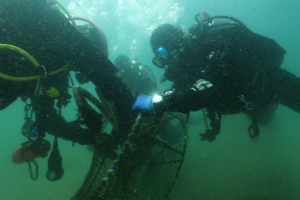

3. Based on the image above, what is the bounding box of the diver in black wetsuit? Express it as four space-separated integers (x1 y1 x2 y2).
0 0 134 145
114 55 160 96
133 15 300 142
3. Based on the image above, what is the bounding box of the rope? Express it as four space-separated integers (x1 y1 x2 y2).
54 0 76 27
89 113 142 199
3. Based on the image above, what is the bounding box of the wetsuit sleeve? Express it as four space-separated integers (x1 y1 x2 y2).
157 52 229 114
38 3 135 126
32 97 95 145
161 78 219 114
47 115 96 145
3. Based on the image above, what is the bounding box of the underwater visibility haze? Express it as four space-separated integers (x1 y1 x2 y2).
0 0 300 199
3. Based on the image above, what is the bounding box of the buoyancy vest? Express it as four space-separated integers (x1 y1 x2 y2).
188 16 286 107
188 16 286 72
188 16 286 139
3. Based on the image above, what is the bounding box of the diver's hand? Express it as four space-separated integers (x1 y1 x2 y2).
199 129 217 143
132 95 155 113
31 138 51 157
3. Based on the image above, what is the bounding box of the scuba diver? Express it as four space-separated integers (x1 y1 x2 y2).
133 14 300 142
0 0 134 180
114 55 160 96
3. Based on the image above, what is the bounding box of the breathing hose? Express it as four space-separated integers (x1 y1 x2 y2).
0 44 70 81
54 0 76 27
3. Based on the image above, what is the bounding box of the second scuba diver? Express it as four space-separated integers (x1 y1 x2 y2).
133 14 300 142
114 55 160 96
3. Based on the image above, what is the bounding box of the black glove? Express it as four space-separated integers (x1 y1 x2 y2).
31 138 51 158
200 129 217 143
200 109 221 142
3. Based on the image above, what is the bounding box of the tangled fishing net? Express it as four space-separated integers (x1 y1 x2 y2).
71 86 188 200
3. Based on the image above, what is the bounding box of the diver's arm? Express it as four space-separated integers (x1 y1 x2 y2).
74 54 134 132
46 113 96 145
133 63 226 115
46 13 134 135
33 97 95 145
153 78 218 115
45 6 135 129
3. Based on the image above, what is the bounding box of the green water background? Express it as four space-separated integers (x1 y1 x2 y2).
0 0 300 199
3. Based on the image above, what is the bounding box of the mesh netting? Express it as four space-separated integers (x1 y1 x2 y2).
72 112 187 200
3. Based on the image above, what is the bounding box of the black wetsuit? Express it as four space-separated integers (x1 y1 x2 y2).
159 18 300 140
0 0 134 144
121 64 159 96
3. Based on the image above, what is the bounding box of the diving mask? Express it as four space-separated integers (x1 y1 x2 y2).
152 47 171 68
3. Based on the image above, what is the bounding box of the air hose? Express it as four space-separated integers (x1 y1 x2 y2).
0 0 107 81
0 44 70 81
142 65 162 94
140 65 154 80
72 16 108 58
55 0 108 57
0 0 74 82
54 0 76 27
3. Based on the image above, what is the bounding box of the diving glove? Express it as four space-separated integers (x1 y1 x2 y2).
132 95 155 113
199 129 217 143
